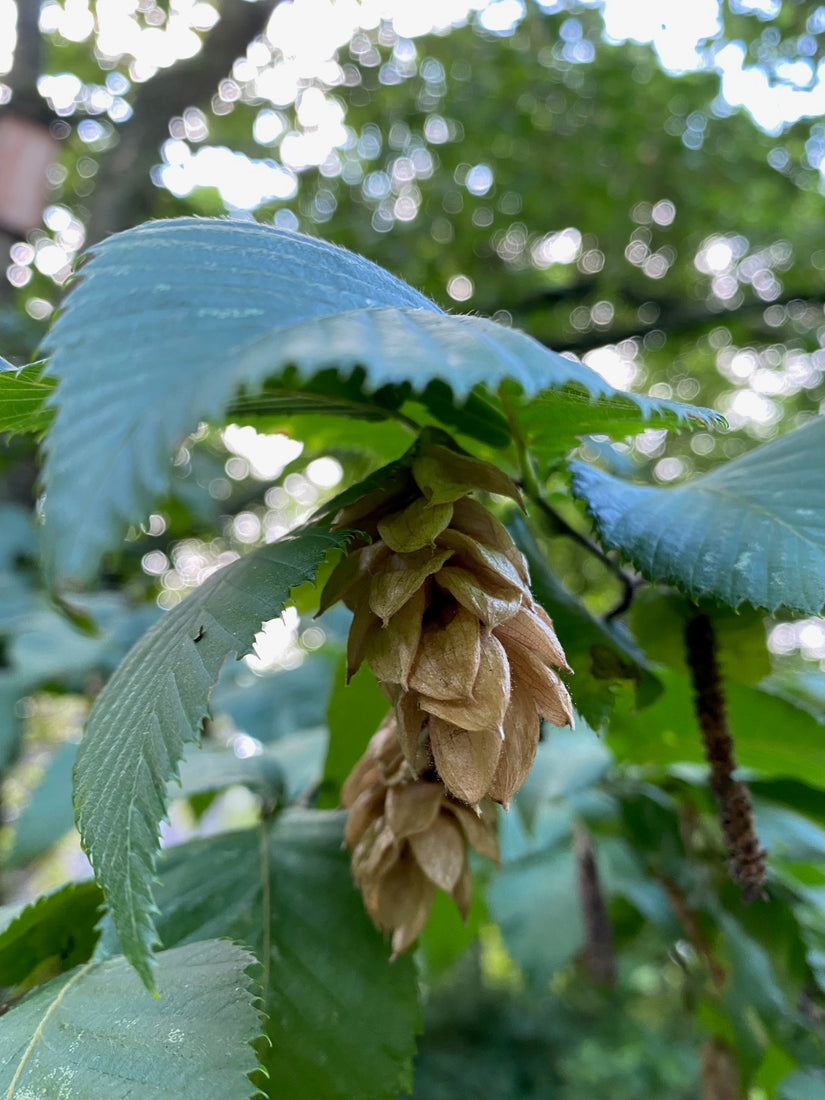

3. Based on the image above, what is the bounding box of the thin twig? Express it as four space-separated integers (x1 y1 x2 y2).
527 492 637 613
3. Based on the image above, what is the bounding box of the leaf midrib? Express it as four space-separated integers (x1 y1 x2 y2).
4 961 92 1097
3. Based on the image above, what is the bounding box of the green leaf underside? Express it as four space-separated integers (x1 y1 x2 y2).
42 218 716 582
516 385 725 464
0 363 55 439
0 940 260 1099
152 810 420 1100
72 523 347 991
571 416 825 614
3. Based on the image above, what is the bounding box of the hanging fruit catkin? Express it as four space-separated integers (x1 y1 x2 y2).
341 714 499 955
321 436 574 809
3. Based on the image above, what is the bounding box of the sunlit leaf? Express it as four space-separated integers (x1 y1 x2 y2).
608 670 825 783
0 363 55 438
515 384 725 466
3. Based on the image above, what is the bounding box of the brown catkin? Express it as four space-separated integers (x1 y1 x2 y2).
685 612 767 903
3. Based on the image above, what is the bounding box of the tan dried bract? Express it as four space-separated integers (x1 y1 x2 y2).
342 715 499 954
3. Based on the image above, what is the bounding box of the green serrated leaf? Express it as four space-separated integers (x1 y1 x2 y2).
571 417 825 614
515 383 725 466
0 882 103 1001
0 362 54 439
150 810 421 1100
0 940 261 1099
42 218 712 583
73 522 347 991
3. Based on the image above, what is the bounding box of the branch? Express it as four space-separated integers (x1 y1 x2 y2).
527 492 638 613
6 0 44 115
85 0 286 243
484 271 822 356
0 0 50 305
574 829 615 987
508 285 823 356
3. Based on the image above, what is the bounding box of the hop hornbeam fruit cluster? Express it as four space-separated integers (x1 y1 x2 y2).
342 715 499 955
322 438 574 809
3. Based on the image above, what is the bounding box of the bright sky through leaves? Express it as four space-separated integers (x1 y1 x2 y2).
3 0 825 211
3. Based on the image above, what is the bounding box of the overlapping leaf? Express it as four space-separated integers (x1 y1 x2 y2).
513 384 725 466
0 940 261 1099
0 882 103 1001
150 810 420 1100
73 522 346 991
571 416 825 614
0 363 55 438
42 218 717 583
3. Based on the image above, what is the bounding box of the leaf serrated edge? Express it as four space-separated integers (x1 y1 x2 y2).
569 461 824 617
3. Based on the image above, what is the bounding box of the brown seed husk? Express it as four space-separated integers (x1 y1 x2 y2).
334 474 413 530
451 859 474 920
377 498 454 552
504 635 575 727
436 565 523 629
342 717 499 953
495 603 571 673
345 787 387 850
409 607 481 701
418 630 510 733
487 688 543 807
366 586 427 689
412 445 523 507
347 599 381 681
449 802 500 862
429 717 503 805
324 439 573 815
450 496 530 582
436 528 525 592
351 818 400 882
317 546 366 616
385 781 444 839
369 547 453 623
370 849 435 951
392 689 431 774
409 812 467 892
